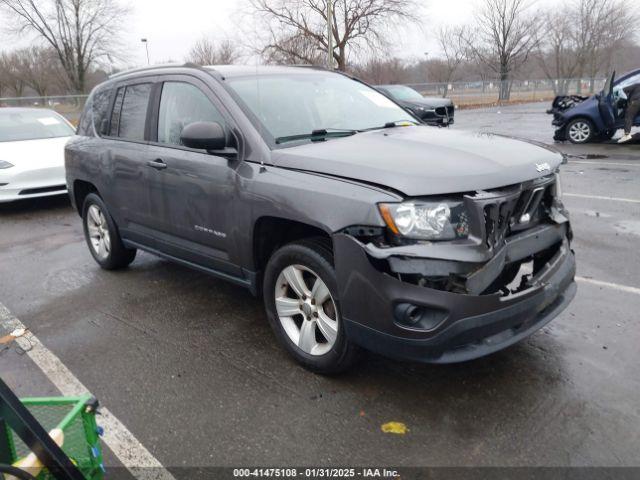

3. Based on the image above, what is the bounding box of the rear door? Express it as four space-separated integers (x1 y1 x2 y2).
105 81 155 244
145 76 241 277
598 72 617 130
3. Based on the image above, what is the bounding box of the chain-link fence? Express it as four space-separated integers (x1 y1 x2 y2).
0 77 609 119
0 94 89 124
406 78 608 107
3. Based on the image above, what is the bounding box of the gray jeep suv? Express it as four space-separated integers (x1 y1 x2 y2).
66 65 576 373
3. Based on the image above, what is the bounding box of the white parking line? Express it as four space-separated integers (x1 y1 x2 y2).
0 303 176 480
576 277 640 296
564 193 640 204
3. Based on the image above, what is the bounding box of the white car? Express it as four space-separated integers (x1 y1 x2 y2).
0 108 75 203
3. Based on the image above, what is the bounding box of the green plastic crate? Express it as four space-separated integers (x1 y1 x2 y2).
4 395 104 480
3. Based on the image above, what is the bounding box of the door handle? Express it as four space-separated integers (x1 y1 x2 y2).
147 159 167 170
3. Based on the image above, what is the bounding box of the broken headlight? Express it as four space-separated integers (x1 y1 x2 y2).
379 200 469 240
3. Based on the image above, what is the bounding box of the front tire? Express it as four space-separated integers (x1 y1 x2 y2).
263 239 359 374
566 118 595 144
82 193 136 270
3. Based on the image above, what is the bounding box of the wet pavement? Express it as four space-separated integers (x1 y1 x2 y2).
1 102 639 469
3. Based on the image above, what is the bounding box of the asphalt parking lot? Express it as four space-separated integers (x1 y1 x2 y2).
1 101 639 473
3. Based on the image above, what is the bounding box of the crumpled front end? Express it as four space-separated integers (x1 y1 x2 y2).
547 95 589 141
334 174 576 363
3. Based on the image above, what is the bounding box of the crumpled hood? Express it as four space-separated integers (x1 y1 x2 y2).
272 126 562 196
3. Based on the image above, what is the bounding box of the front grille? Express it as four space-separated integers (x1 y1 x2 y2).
483 199 518 249
19 185 66 196
473 177 555 250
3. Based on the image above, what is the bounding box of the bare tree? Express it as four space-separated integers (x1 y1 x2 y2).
0 0 130 93
432 27 465 97
186 37 241 65
351 57 410 85
462 0 540 101
247 0 420 71
0 51 27 97
578 0 638 92
11 46 64 96
261 30 325 66
536 8 579 94
537 0 639 95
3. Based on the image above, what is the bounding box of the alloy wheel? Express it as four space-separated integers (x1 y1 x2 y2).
274 264 338 356
86 204 111 260
568 121 591 143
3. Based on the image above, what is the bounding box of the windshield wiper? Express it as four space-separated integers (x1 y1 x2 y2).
362 120 420 132
275 128 358 145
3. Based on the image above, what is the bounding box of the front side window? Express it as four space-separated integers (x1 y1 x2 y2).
157 82 226 146
226 73 415 145
0 109 75 142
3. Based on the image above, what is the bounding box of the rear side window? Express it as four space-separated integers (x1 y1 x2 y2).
92 88 112 136
77 96 93 136
109 83 151 141
109 88 125 136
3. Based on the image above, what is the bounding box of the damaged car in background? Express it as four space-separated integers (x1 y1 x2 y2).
66 65 576 373
548 69 640 144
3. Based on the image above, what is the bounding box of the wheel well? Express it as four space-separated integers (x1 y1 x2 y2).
567 116 595 128
73 180 98 215
253 217 332 272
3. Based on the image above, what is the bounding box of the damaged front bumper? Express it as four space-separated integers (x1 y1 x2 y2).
333 222 576 364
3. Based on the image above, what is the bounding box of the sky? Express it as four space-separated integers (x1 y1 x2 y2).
121 0 480 66
0 0 560 67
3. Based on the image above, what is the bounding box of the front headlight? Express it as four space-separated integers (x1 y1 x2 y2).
0 160 14 169
379 200 469 240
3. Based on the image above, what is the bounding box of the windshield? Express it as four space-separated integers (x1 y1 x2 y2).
383 85 424 102
0 110 74 142
614 72 640 99
226 73 415 145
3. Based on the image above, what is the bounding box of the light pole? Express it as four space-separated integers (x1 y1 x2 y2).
327 0 333 69
141 38 150 65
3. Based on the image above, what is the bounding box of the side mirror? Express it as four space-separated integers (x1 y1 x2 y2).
180 121 227 151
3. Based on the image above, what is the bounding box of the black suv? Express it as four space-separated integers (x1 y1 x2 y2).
66 65 576 373
376 84 455 126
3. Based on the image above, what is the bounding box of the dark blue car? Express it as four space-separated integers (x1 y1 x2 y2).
548 69 640 144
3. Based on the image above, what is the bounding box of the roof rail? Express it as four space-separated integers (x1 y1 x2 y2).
291 64 332 71
109 63 197 79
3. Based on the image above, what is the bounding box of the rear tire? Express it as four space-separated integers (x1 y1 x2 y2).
82 193 136 270
566 118 595 144
263 238 359 374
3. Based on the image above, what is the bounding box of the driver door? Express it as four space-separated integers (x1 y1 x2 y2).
598 71 617 130
145 78 241 277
